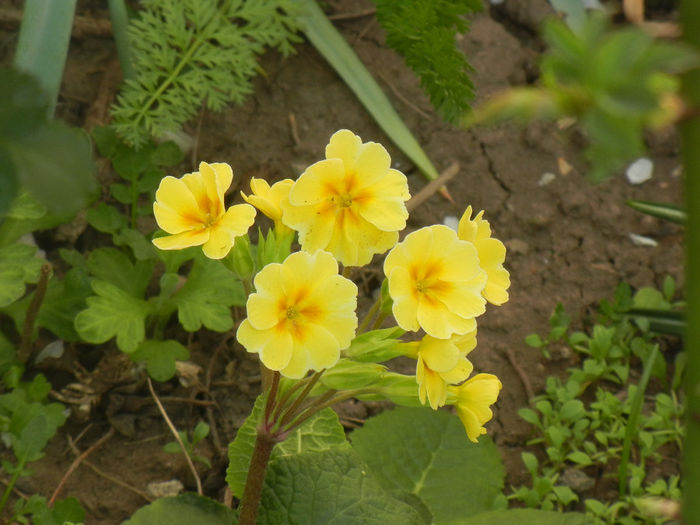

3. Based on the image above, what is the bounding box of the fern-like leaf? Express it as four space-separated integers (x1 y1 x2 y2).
373 0 482 124
111 0 300 146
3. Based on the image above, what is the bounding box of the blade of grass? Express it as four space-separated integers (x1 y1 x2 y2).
626 200 686 224
294 0 440 185
680 0 700 521
13 0 77 118
618 345 658 497
108 0 135 80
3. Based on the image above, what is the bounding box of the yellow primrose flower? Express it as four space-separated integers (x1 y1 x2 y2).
414 329 477 410
447 373 502 443
237 250 358 379
281 129 411 267
241 177 294 234
153 162 256 259
383 225 487 339
458 206 510 305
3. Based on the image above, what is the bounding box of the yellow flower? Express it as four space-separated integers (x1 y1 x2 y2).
458 206 510 305
414 329 477 410
447 373 502 443
241 177 294 234
281 129 410 267
383 225 487 339
153 162 256 259
237 250 358 379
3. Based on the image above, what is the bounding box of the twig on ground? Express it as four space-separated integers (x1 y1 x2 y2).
147 378 203 496
288 113 302 147
377 71 432 119
406 161 459 213
328 8 376 21
84 58 122 130
49 427 115 506
504 348 535 401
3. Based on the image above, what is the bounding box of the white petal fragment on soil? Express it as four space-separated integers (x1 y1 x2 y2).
538 172 556 186
629 233 659 247
626 158 654 185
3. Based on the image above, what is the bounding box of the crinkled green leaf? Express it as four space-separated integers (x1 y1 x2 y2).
131 339 189 382
86 202 128 234
173 256 245 332
6 192 47 220
226 394 349 498
258 449 424 525
351 407 505 523
124 493 236 525
0 242 42 307
113 228 159 261
461 509 587 525
87 247 153 298
74 279 151 352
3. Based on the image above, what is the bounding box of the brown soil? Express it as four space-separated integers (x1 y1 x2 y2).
0 1 684 523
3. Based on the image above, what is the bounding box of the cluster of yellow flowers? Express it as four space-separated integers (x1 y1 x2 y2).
152 129 509 442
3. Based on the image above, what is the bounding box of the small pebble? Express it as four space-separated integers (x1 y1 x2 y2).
443 215 459 232
626 158 654 185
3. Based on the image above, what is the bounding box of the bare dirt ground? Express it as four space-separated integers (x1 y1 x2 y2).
0 0 684 523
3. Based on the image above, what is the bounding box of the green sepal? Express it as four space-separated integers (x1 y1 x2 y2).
318 358 386 391
356 371 422 407
256 227 293 270
224 233 255 281
343 326 406 363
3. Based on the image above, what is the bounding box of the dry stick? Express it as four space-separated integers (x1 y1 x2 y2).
327 7 376 21
504 348 535 401
288 113 302 146
48 427 115 507
406 161 459 213
66 438 152 503
18 263 52 364
147 378 203 496
377 70 432 119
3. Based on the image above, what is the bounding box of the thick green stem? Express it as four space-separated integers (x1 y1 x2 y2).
681 3 700 523
276 371 324 429
357 297 380 334
238 431 276 525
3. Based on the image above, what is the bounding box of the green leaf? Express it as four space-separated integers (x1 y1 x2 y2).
113 228 159 261
110 182 131 204
525 334 544 348
5 121 98 215
74 279 151 352
5 191 47 220
0 147 19 218
124 493 236 525
567 451 593 466
459 509 587 525
296 0 440 182
151 141 184 166
0 242 42 307
86 202 128 234
91 125 120 158
258 449 424 525
226 394 349 498
351 407 505 522
131 339 189 382
87 247 154 298
548 0 587 35
36 267 92 341
0 67 49 139
173 256 245 332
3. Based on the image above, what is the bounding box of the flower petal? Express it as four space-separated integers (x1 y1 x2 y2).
439 356 473 384
299 323 342 371
246 293 283 330
325 129 361 168
354 142 391 184
153 201 198 234
237 320 294 372
154 176 202 230
152 229 210 250
418 336 460 373
289 159 345 206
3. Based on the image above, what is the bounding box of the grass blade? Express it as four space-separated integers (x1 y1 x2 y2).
626 200 686 224
294 0 440 182
13 0 76 118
